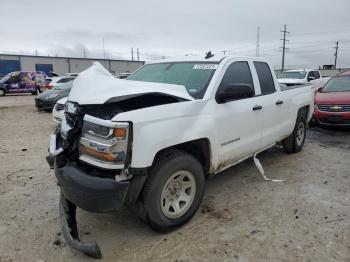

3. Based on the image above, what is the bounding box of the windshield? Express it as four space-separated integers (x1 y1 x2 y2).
322 76 350 92
278 71 306 79
128 62 218 99
57 77 75 83
53 81 73 90
0 72 13 83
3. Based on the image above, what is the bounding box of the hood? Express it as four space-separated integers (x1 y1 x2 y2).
315 91 350 104
68 62 194 105
278 78 305 84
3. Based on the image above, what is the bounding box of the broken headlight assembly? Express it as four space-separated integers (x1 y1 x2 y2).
79 115 130 169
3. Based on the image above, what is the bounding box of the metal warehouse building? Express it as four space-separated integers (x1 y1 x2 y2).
0 54 144 76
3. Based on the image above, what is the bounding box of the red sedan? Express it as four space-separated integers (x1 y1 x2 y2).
314 70 350 126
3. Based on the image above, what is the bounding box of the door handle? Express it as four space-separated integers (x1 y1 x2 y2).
276 100 284 105
253 105 263 111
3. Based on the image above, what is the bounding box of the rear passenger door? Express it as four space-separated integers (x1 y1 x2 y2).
215 60 264 166
253 61 290 146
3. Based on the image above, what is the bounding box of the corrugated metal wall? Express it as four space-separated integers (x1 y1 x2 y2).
0 54 144 76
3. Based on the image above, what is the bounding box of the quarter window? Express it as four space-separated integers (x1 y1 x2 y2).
218 61 254 94
254 61 275 95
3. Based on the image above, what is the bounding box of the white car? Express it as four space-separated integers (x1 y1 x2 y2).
48 56 314 258
52 97 66 123
45 76 76 90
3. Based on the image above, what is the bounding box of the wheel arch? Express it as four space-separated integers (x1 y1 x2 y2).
152 138 211 175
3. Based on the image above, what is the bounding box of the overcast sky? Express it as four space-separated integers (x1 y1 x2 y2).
1 0 350 68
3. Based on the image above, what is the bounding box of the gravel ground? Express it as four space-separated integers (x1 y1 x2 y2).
0 95 349 262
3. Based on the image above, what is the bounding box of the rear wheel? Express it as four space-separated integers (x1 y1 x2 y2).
141 150 205 232
282 114 307 153
31 87 41 95
0 89 5 96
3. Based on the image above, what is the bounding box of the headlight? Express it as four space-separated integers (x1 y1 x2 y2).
79 115 130 169
46 93 58 99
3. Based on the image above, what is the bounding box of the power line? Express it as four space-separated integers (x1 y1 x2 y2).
280 24 289 73
334 41 339 69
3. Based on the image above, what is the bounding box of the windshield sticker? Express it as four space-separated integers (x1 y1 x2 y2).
193 64 218 70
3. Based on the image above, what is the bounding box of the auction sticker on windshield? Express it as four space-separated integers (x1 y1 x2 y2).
193 64 218 70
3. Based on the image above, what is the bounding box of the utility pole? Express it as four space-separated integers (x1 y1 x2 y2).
256 26 260 57
280 24 289 74
83 48 86 58
35 49 38 56
102 38 107 68
334 41 339 69
137 48 139 61
221 50 229 55
131 48 134 61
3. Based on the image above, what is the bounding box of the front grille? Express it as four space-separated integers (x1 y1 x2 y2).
55 103 65 111
318 104 350 112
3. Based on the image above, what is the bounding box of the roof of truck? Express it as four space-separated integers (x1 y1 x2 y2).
148 55 266 64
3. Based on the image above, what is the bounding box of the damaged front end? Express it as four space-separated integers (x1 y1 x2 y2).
48 101 133 259
47 92 187 258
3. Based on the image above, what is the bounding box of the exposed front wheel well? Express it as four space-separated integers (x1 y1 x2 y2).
298 105 310 121
152 138 211 175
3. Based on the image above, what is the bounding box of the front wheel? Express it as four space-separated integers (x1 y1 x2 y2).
282 115 307 153
141 150 205 232
0 89 5 96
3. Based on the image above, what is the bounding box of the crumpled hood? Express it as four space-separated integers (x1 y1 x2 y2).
68 62 194 105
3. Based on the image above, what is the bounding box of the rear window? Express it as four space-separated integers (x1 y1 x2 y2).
57 77 74 83
254 61 276 95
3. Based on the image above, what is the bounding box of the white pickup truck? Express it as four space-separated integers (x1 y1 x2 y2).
48 55 314 258
277 69 329 90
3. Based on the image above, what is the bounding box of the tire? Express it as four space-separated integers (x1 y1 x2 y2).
282 114 307 154
141 150 205 232
31 87 41 95
0 89 5 96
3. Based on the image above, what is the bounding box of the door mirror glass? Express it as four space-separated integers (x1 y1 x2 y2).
307 76 315 82
216 84 254 103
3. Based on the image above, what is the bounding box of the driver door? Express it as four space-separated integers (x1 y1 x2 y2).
214 61 264 168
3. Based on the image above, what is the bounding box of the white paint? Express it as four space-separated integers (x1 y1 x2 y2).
68 57 314 172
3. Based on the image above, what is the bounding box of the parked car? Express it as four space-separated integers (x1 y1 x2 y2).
0 71 46 96
278 69 328 89
42 76 77 91
314 70 350 126
47 57 314 258
35 80 73 111
52 97 67 123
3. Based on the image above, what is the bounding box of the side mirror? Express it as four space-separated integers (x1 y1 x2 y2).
307 76 315 82
216 84 254 104
317 86 323 92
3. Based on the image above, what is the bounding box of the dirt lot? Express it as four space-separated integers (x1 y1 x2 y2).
0 95 349 262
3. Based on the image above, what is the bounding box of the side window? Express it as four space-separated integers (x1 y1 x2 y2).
218 61 254 94
7 74 20 84
313 71 320 79
254 61 275 95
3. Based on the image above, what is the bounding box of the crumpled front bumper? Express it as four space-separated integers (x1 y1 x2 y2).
55 162 130 213
48 127 131 258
